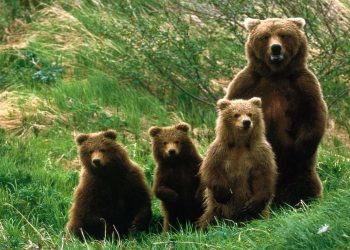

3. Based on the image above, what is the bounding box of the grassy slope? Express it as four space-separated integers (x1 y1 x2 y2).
0 1 350 249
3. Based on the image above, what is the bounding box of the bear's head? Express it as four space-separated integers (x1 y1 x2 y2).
76 130 127 174
216 97 265 146
244 17 307 73
148 122 194 162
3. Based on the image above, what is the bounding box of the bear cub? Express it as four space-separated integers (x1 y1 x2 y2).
197 98 277 229
66 130 152 240
149 122 203 231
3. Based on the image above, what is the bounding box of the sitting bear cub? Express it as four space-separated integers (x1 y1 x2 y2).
197 98 277 229
66 130 152 240
149 122 203 231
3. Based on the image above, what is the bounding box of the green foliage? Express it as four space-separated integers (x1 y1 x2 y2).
2 0 349 126
0 49 63 85
0 133 349 249
32 62 63 84
0 0 349 249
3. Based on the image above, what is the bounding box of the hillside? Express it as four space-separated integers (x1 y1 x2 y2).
0 0 349 249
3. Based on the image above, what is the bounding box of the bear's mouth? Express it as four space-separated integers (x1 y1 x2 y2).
270 54 284 64
237 126 251 131
92 160 102 168
92 163 100 168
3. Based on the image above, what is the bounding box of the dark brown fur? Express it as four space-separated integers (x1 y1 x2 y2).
66 130 152 240
225 18 327 206
197 98 277 229
149 122 204 231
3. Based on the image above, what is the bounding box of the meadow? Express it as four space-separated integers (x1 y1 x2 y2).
0 0 349 249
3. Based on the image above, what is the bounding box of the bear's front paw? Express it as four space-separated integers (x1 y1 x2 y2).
129 218 148 233
294 139 318 158
165 192 179 203
156 186 179 203
128 223 138 233
195 217 209 230
212 186 231 204
158 190 179 203
242 199 266 216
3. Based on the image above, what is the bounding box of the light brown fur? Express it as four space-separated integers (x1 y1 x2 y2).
197 98 277 229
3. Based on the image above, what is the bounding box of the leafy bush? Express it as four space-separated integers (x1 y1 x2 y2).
0 1 349 248
32 62 63 84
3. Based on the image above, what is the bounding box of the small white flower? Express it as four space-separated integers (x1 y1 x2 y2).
317 224 330 234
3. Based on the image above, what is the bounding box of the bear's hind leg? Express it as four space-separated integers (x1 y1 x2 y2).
130 206 152 232
275 169 323 206
196 207 215 230
162 213 170 232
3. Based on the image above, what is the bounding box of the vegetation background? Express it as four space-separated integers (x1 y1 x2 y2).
0 0 349 249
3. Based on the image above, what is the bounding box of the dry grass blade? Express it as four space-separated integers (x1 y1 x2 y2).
0 90 68 136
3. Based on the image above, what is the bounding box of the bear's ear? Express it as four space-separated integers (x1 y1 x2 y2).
244 18 261 31
288 17 305 29
76 133 89 145
175 122 190 133
103 130 117 140
249 97 262 108
148 126 162 137
217 99 231 111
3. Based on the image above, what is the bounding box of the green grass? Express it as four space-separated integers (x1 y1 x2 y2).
0 0 350 249
0 132 349 249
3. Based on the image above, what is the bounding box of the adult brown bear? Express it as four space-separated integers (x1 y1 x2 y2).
225 18 327 206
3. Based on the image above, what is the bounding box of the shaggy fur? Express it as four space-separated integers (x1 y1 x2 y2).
225 18 327 205
197 98 277 229
149 122 203 231
66 130 152 240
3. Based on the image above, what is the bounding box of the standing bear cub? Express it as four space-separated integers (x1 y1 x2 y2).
197 98 277 229
225 18 327 205
67 130 152 240
149 122 204 231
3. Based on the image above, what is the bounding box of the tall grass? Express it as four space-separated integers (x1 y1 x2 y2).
0 0 349 249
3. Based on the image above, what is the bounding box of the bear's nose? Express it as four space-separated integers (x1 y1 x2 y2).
168 149 176 156
243 120 251 129
271 44 282 55
92 159 101 166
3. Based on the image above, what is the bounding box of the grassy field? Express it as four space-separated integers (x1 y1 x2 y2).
0 0 349 249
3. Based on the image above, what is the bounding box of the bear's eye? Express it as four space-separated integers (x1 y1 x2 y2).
163 142 167 145
100 149 106 153
247 113 252 117
175 140 179 144
279 33 290 39
89 150 93 154
234 114 240 118
260 35 269 41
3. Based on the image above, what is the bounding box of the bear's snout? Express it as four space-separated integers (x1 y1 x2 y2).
270 44 284 64
91 152 104 167
269 37 284 64
92 158 101 167
242 120 251 129
168 149 176 156
165 143 179 157
271 44 282 55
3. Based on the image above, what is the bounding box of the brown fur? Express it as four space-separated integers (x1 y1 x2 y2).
197 98 277 229
149 122 204 231
225 18 327 206
66 130 152 240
